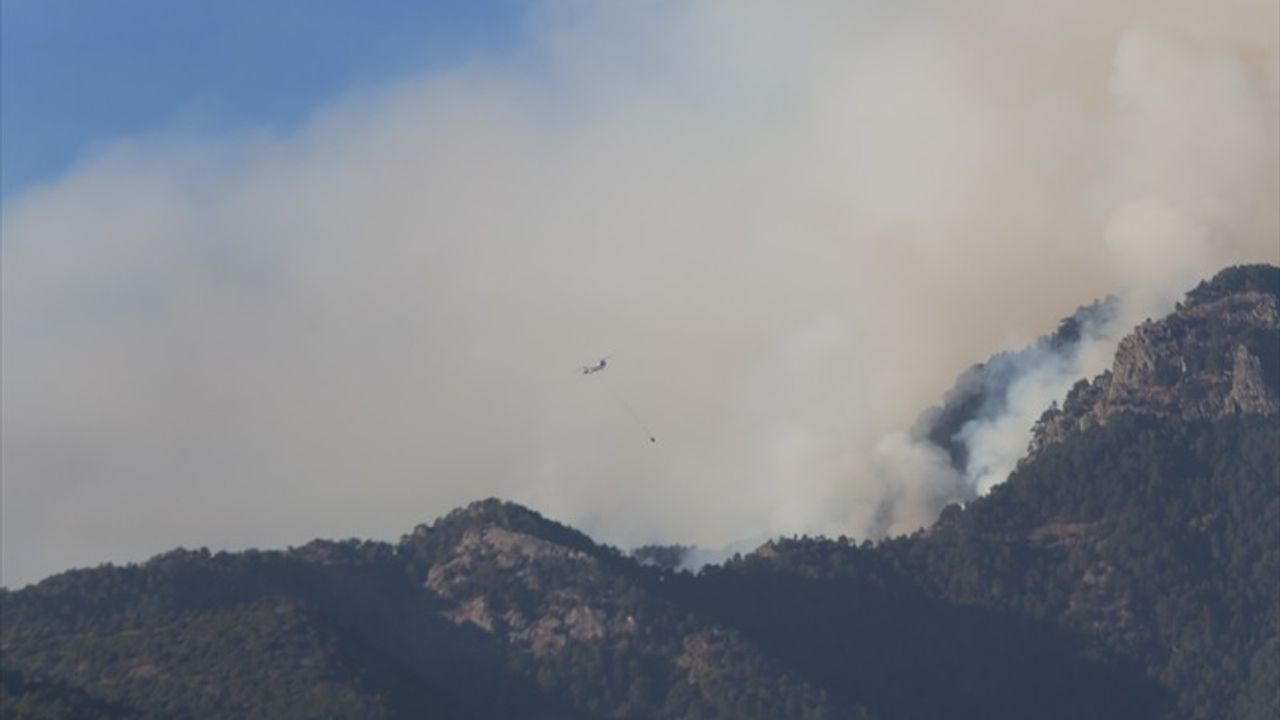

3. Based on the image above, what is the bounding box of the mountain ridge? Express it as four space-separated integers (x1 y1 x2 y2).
1030 264 1280 454
3 264 1278 719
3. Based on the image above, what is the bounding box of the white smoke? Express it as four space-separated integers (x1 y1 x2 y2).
866 296 1133 539
3 1 1278 586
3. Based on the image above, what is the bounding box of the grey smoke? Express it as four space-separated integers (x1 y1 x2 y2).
3 1 1278 587
873 299 1126 538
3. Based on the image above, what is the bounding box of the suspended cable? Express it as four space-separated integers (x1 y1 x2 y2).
579 357 656 443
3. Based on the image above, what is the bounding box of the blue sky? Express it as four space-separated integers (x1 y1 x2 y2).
1 0 528 197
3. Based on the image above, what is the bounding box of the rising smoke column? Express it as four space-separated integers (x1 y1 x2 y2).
2 1 1278 586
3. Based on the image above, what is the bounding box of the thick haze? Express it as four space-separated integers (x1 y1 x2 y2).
3 1 1278 587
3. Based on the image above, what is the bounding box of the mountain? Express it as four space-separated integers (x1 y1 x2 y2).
1031 265 1280 453
3 265 1277 719
2 502 847 720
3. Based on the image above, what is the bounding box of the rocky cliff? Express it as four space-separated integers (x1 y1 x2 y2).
1030 265 1279 454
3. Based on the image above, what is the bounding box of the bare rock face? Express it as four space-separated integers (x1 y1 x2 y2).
1230 343 1280 415
1030 265 1279 454
419 522 639 658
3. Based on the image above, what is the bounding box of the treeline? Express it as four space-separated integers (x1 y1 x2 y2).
2 415 1276 719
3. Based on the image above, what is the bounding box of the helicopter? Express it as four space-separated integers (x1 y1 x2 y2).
576 356 655 443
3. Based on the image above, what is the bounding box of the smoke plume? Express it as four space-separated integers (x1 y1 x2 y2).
3 1 1278 586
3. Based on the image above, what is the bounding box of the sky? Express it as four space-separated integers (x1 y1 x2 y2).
3 0 1278 588
1 0 527 195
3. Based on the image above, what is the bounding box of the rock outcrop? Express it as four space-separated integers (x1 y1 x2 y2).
1030 265 1279 454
